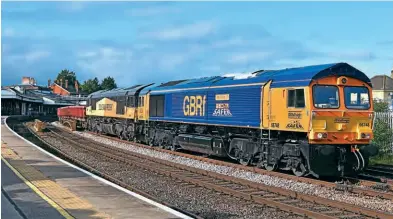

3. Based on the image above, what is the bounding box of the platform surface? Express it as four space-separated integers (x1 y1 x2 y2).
2 159 66 219
1 120 187 219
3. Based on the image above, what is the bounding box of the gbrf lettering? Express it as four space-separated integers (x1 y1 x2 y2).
183 95 206 116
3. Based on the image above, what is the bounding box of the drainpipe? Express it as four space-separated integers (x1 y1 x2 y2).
383 76 386 102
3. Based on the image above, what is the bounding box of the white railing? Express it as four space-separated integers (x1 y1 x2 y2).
374 112 393 129
374 111 393 153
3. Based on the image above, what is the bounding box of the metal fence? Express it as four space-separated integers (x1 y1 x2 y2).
374 112 393 153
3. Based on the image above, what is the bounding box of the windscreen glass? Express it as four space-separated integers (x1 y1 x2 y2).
313 85 339 109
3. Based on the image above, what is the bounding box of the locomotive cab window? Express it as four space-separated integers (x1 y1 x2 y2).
116 96 126 114
313 85 339 109
127 96 135 107
138 96 145 107
91 98 97 110
344 86 370 109
287 89 305 108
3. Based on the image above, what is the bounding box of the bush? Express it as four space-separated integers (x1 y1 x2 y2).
372 118 393 154
373 101 390 113
371 100 393 164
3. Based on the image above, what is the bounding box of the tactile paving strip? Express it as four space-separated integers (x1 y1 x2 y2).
1 142 111 219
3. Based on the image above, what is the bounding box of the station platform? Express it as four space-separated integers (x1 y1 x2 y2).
1 118 191 219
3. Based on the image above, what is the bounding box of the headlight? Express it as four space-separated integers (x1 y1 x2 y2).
316 132 327 139
361 133 371 139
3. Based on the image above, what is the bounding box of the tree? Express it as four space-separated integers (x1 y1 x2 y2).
373 119 393 153
100 76 117 90
373 100 390 112
372 100 393 155
56 69 77 88
80 77 100 94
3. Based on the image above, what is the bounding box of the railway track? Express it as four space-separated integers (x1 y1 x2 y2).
80 129 393 201
364 164 393 181
18 123 202 219
36 124 393 219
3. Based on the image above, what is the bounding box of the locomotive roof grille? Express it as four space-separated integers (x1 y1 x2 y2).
124 84 143 90
157 79 189 87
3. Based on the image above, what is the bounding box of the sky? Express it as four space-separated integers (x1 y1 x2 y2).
1 1 393 87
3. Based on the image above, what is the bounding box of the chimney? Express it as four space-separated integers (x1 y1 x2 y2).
391 69 393 79
75 80 79 94
60 79 63 87
65 80 68 89
48 79 51 87
22 77 30 85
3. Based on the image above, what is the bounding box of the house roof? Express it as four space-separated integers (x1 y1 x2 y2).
140 62 372 94
371 75 393 90
1 88 43 103
51 81 86 95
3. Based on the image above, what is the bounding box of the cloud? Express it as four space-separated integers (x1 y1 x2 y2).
158 54 188 71
377 40 393 45
76 47 134 81
142 21 217 41
3 28 16 37
227 51 272 64
25 51 51 62
6 50 51 64
61 2 87 12
75 45 193 85
328 50 377 61
210 37 246 48
126 5 179 17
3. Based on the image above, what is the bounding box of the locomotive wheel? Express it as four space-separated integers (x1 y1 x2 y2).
265 163 277 171
239 157 251 166
237 151 252 166
119 132 125 140
158 141 165 149
292 163 307 177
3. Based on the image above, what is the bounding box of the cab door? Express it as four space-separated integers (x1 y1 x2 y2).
262 80 272 129
137 94 150 121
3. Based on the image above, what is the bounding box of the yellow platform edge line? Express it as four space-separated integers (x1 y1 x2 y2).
1 156 75 219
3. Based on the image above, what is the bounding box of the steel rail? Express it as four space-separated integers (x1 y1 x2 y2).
47 126 393 219
19 123 202 219
85 130 393 201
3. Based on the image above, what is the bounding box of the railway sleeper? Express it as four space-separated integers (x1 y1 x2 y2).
337 214 365 219
267 196 289 201
280 199 300 204
237 188 258 193
45 126 393 219
321 210 345 215
249 191 270 195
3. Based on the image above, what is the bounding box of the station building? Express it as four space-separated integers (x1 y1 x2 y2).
1 76 87 116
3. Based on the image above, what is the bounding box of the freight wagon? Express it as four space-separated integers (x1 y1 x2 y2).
57 105 86 130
